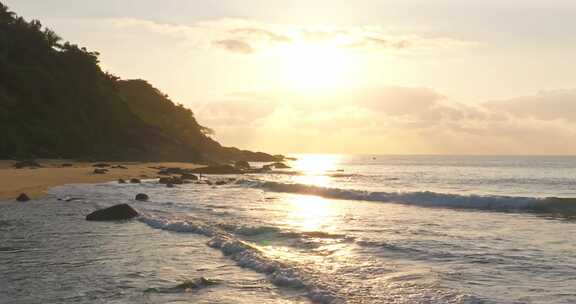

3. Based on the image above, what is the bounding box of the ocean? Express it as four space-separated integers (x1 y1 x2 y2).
1 155 576 303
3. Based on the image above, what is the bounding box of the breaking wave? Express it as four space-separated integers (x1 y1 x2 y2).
238 179 576 214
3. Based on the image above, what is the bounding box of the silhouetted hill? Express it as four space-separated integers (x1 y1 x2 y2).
0 3 279 162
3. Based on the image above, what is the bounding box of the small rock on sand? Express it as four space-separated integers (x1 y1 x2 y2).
130 178 141 184
16 193 30 202
93 168 108 174
13 160 41 169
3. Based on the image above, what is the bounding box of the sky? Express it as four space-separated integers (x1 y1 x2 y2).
5 0 576 154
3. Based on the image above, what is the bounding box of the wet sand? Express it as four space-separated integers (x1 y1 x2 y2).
0 160 203 201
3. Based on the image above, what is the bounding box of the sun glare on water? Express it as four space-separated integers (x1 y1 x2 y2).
292 154 341 186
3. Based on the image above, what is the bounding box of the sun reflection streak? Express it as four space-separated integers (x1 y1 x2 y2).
284 196 335 232
292 154 341 187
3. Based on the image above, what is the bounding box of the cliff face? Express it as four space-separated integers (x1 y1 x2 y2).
0 3 279 162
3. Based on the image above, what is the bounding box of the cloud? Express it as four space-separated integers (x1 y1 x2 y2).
484 89 576 122
212 39 254 54
229 28 292 43
199 85 576 154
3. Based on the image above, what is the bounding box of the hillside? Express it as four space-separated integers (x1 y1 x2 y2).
0 3 279 162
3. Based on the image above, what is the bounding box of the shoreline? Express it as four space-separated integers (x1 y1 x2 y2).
0 160 203 201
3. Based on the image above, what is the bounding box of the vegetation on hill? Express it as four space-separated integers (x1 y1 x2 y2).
0 3 279 162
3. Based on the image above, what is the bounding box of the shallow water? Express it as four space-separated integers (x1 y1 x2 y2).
2 155 576 303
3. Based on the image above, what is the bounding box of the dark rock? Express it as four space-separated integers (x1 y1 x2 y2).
86 204 139 221
92 163 110 168
159 176 183 185
118 178 126 184
205 180 213 185
60 163 73 167
190 165 243 175
181 173 199 181
135 193 149 201
234 160 251 169
214 180 227 186
13 160 41 169
158 177 172 184
158 167 189 175
262 164 273 171
175 277 219 290
166 183 174 188
145 277 219 294
112 165 128 169
16 193 30 202
130 178 141 184
93 168 108 174
273 162 291 169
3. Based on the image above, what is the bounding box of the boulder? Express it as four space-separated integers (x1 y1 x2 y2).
93 168 108 174
92 163 110 168
166 183 174 188
130 178 141 184
214 180 227 185
190 165 243 175
135 193 149 201
118 178 126 184
112 165 128 169
181 173 199 181
86 204 139 221
158 167 189 175
234 160 251 170
13 160 41 169
158 177 172 184
159 176 183 185
16 193 30 202
273 162 291 169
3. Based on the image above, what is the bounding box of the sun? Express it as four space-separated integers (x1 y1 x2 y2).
274 42 352 91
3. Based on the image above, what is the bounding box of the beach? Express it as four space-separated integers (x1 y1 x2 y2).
0 160 203 201
2 155 576 303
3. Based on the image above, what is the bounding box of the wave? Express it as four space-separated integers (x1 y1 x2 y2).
238 180 576 214
139 215 345 304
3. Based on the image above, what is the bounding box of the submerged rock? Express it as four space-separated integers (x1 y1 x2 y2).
135 193 149 201
234 160 251 170
16 193 30 202
181 173 198 181
86 204 139 221
190 165 243 175
158 176 183 185
145 277 220 294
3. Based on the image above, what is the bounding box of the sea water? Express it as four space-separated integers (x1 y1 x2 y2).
1 155 576 303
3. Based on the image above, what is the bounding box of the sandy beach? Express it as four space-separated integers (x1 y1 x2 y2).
0 160 203 201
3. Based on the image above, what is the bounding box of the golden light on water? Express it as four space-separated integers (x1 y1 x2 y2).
284 196 335 232
292 154 341 186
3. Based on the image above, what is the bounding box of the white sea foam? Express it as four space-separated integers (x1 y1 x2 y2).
237 179 576 213
138 215 346 304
